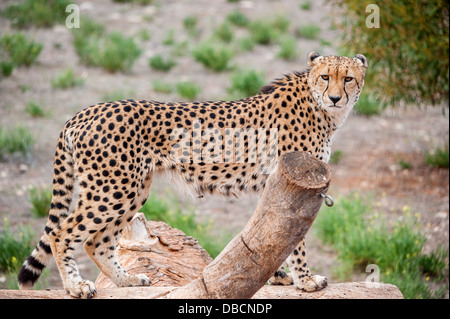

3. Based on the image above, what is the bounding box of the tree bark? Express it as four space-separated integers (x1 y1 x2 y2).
0 282 404 299
166 151 331 299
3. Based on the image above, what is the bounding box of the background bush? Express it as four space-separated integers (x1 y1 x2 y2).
332 0 449 106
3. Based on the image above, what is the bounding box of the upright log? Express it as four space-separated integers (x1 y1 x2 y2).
166 151 331 299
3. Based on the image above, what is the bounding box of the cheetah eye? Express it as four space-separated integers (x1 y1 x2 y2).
321 75 329 81
344 76 353 82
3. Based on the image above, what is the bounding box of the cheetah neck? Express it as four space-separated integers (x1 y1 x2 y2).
260 71 341 139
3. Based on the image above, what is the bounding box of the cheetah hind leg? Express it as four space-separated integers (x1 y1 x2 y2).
84 172 154 289
268 238 327 292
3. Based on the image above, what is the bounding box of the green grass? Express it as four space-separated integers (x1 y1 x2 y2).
72 18 141 72
25 101 47 118
51 68 84 89
29 186 52 218
139 192 231 258
101 89 136 102
0 125 34 158
329 150 343 164
249 15 290 45
148 54 177 71
1 0 71 29
277 36 298 61
192 41 234 72
228 69 265 99
354 93 385 116
0 33 43 67
213 22 234 43
152 80 173 94
227 10 250 27
0 61 14 79
249 20 278 45
398 159 412 170
425 145 449 169
183 15 199 38
315 193 449 298
176 81 201 100
296 24 321 39
300 1 312 10
0 219 36 273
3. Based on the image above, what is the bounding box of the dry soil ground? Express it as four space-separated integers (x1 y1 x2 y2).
0 0 448 294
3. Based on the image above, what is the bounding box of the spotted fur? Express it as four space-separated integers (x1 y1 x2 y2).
18 52 367 298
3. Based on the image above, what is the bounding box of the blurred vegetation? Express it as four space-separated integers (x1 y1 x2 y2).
1 0 70 29
228 69 265 99
425 145 449 169
0 219 36 274
51 68 84 89
0 33 43 73
0 125 34 158
148 54 177 72
315 194 449 298
29 186 53 218
176 81 202 100
192 41 234 72
72 18 141 73
332 0 449 107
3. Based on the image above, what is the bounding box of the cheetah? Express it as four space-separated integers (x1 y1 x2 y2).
18 51 368 298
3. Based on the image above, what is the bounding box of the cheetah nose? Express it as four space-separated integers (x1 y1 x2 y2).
328 96 341 104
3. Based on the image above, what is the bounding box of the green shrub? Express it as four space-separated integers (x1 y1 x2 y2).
192 41 234 72
1 0 71 29
227 10 250 27
213 22 234 43
0 33 43 67
249 20 278 45
29 186 52 218
97 32 141 72
153 80 173 94
425 145 449 169
176 81 201 100
296 24 321 39
331 0 449 106
329 150 343 164
0 125 34 158
183 15 199 38
300 1 312 10
51 68 84 89
315 194 449 298
228 69 265 99
0 219 36 273
25 101 47 117
148 54 177 71
354 92 385 116
0 61 14 79
72 19 141 72
277 36 298 60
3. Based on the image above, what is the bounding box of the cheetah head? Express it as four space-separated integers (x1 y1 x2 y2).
307 51 368 123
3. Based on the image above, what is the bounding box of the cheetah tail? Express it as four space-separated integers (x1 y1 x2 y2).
18 131 75 290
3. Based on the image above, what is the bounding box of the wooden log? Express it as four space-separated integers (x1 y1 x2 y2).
166 151 331 299
0 282 404 299
95 213 213 288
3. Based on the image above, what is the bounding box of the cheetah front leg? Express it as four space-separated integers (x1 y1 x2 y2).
268 238 327 292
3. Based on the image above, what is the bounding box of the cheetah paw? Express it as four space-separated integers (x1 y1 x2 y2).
268 270 294 286
66 280 97 299
296 275 328 292
121 273 151 287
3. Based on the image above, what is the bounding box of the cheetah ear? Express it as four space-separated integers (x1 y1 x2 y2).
353 54 368 68
307 51 322 67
